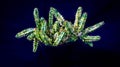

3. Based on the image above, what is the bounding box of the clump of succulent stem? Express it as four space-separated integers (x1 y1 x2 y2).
15 7 104 53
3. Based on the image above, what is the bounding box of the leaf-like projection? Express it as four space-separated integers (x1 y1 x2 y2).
33 38 39 53
77 12 87 33
15 28 35 38
53 31 65 46
74 7 82 29
63 21 73 35
82 21 104 35
40 17 47 33
86 42 93 47
52 21 60 34
82 35 101 42
50 7 64 25
34 8 40 26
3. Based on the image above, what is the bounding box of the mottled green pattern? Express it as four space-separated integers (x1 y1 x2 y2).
53 31 65 46
50 7 64 25
15 7 104 52
52 21 60 34
74 7 82 31
34 8 40 28
82 35 101 42
15 28 35 38
77 12 87 33
27 32 35 41
33 38 39 53
82 21 104 35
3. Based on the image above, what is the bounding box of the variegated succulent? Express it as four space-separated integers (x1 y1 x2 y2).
15 7 104 52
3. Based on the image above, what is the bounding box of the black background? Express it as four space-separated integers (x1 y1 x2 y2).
0 0 120 67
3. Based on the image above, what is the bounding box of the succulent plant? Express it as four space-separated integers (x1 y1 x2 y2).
15 7 104 53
